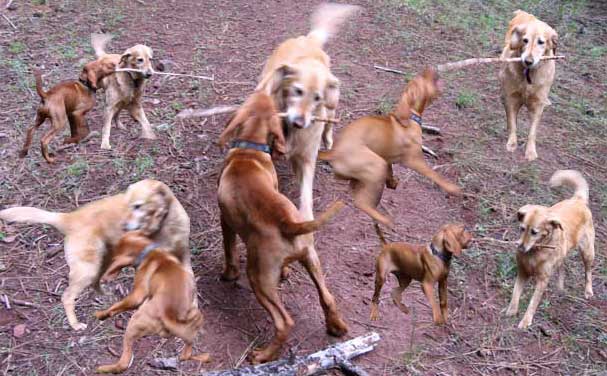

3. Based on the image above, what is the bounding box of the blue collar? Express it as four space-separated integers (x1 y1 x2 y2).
430 243 452 264
230 139 272 154
134 243 160 268
410 113 422 126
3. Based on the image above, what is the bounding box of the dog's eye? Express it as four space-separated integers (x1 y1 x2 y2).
314 94 321 102
530 228 538 235
538 39 545 45
519 225 525 233
137 58 144 63
133 204 142 210
523 38 529 44
293 87 303 96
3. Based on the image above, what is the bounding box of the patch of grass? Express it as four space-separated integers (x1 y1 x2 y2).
134 155 154 177
112 157 126 176
171 101 184 111
589 46 607 59
66 159 88 177
9 41 26 54
455 89 477 109
377 96 395 115
496 252 516 284
31 0 46 4
0 232 5 241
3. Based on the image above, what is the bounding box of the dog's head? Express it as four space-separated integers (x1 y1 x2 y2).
102 231 151 281
516 204 560 253
508 11 558 69
119 44 154 78
123 179 173 236
260 61 339 130
432 223 473 257
396 67 442 117
79 55 119 90
218 91 286 155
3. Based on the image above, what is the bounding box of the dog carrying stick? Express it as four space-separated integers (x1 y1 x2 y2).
436 55 566 72
114 68 214 81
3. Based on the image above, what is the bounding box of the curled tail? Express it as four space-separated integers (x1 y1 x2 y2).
0 207 69 234
34 70 46 100
91 33 113 57
308 3 360 46
280 200 345 237
549 169 589 203
374 223 387 245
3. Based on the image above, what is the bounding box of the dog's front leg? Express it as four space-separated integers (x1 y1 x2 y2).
504 97 522 152
518 278 548 329
421 281 443 325
101 106 116 150
506 272 528 316
438 278 448 323
525 103 545 161
95 284 148 320
292 156 316 220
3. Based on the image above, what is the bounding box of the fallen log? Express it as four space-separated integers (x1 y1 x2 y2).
203 332 380 376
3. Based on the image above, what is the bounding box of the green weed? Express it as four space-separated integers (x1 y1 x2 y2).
9 42 26 54
455 90 477 109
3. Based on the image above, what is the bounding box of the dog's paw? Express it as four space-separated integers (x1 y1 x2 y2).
517 316 532 329
220 268 240 282
100 142 112 150
71 321 88 331
505 306 518 317
525 147 538 161
326 315 348 337
369 305 380 321
94 310 110 321
506 137 517 152
585 287 594 299
18 149 28 158
96 364 127 374
250 348 279 365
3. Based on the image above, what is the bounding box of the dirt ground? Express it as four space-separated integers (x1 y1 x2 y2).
0 0 606 375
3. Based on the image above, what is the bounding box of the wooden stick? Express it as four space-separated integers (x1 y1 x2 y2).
176 105 239 119
203 332 380 376
114 68 214 81
5 0 14 9
276 113 340 124
421 125 441 135
374 65 406 75
437 55 566 72
2 13 16 29
421 145 438 158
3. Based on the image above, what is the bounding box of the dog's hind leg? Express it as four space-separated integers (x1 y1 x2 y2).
40 111 67 163
20 110 46 158
128 104 156 140
62 262 97 330
579 227 595 299
392 275 412 315
301 242 348 336
219 214 240 281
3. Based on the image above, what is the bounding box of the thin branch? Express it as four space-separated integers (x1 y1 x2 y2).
176 105 239 120
374 65 406 75
115 68 214 81
2 13 16 29
437 55 566 72
422 145 438 158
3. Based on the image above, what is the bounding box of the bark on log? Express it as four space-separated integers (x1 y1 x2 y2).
203 332 380 376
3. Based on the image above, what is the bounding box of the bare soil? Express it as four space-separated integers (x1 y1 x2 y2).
0 1 606 375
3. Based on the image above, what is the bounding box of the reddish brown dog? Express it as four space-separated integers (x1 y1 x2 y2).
370 224 472 325
319 68 461 227
20 63 116 163
95 232 209 373
217 92 348 364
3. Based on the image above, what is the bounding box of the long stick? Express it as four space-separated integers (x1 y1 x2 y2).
176 105 239 119
277 112 340 124
437 55 566 72
114 68 214 81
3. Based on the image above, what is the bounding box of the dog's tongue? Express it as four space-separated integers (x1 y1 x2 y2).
524 67 532 84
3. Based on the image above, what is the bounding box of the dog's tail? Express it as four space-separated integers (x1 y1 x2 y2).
91 33 113 57
0 207 70 234
280 201 345 237
317 150 334 161
33 70 46 100
374 223 387 246
308 3 360 46
549 169 589 204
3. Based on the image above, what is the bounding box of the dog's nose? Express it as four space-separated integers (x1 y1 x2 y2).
291 116 306 128
517 243 526 252
523 58 534 67
144 72 153 78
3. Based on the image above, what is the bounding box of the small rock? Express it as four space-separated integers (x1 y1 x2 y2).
13 324 26 338
148 357 178 370
0 262 6 272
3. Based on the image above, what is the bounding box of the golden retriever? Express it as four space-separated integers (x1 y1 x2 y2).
90 34 156 150
507 170 594 329
256 3 359 220
0 179 191 331
499 10 558 161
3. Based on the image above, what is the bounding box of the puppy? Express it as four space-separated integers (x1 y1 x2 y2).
256 3 359 219
507 170 594 329
499 10 558 161
20 63 115 163
319 68 461 227
91 34 155 150
370 223 472 325
217 92 348 364
0 179 191 331
94 232 209 373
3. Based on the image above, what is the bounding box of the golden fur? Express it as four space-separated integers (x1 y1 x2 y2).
507 170 594 328
0 179 190 331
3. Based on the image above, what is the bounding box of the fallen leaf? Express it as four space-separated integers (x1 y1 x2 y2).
13 324 26 338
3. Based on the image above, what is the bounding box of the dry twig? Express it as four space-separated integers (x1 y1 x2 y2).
115 68 214 81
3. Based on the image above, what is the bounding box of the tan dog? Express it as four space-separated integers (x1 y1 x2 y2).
95 232 209 373
0 179 190 331
217 92 348 364
256 3 359 219
20 62 115 163
319 68 461 227
90 34 155 150
499 10 558 161
507 170 594 329
370 224 472 325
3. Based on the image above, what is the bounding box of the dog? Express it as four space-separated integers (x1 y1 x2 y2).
0 179 191 331
94 232 209 373
370 223 472 325
498 10 558 161
319 68 461 227
91 34 155 150
217 92 348 364
19 63 115 163
256 3 359 219
506 170 594 329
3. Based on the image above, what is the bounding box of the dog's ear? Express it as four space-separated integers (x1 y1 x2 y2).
547 218 563 231
509 24 526 50
258 64 297 96
443 227 463 256
324 73 340 110
548 28 558 54
517 204 535 222
218 105 249 147
119 53 131 67
269 115 286 155
80 65 98 89
145 46 153 59
141 183 171 236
